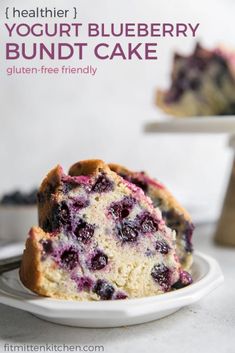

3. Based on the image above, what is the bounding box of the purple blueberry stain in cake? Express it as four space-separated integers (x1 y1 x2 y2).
138 212 159 234
117 220 139 243
62 175 93 194
40 239 53 260
62 174 91 187
91 174 114 193
90 251 108 271
172 270 193 289
155 240 170 254
151 263 171 291
93 279 115 300
59 246 79 270
74 220 95 244
108 196 136 220
115 292 128 300
71 275 93 292
72 197 89 211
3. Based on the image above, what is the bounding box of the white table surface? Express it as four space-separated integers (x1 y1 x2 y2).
0 223 234 353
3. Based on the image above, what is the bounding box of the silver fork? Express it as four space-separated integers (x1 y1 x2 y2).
0 255 22 274
0 240 22 274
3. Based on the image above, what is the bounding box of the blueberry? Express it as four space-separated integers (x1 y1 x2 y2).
91 174 114 193
74 220 95 244
72 276 93 292
90 251 108 270
118 221 139 243
162 210 181 230
109 203 123 220
72 198 89 210
41 218 53 233
165 85 184 103
189 78 201 91
172 270 193 289
109 196 135 220
60 247 79 270
93 279 115 300
139 213 158 233
63 181 80 193
155 240 170 254
119 173 148 193
41 239 53 255
130 177 148 193
48 201 71 231
58 202 70 225
151 264 171 291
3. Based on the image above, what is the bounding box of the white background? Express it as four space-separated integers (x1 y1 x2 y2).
1 0 235 221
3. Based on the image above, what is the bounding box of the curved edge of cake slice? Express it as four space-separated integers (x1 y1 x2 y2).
109 163 194 270
19 227 52 296
20 159 192 300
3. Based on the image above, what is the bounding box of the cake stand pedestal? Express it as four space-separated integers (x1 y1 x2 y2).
214 136 235 246
144 116 235 247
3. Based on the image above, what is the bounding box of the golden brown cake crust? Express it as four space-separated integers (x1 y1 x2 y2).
19 227 45 295
69 159 110 177
39 165 63 194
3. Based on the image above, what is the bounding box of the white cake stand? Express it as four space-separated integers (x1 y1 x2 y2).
144 116 235 246
144 116 235 134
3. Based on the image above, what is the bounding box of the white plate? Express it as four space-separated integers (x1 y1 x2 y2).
0 250 223 328
144 116 235 133
0 242 24 259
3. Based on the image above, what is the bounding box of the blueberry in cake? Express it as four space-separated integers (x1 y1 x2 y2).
156 43 235 116
20 160 192 300
109 164 194 270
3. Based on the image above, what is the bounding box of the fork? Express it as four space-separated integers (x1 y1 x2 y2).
0 255 22 274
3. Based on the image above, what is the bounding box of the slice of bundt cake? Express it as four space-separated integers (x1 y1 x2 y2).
20 160 192 300
156 43 235 116
109 164 194 270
